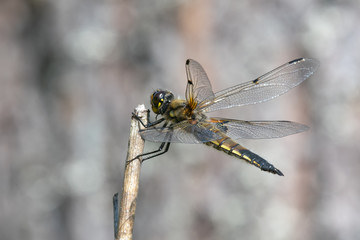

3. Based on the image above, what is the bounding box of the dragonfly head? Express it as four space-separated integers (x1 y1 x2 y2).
150 89 174 115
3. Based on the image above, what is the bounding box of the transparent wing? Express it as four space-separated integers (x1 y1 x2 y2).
199 58 319 113
185 59 215 107
210 117 309 139
139 120 223 143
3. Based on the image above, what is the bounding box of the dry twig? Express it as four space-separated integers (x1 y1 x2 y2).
114 104 148 240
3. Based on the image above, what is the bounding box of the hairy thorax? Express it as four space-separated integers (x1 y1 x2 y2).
164 99 206 124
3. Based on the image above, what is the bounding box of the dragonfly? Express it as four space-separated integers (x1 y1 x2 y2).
133 58 319 176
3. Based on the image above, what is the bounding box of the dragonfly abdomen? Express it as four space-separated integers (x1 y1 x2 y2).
205 138 284 176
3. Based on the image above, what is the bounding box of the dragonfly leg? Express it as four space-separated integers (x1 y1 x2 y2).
132 112 165 128
129 142 171 162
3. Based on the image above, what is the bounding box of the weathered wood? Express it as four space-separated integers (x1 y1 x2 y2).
116 105 148 240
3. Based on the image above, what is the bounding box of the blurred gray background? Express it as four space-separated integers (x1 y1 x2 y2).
1 0 359 240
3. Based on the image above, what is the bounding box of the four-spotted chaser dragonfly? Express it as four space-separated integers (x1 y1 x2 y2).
133 58 319 176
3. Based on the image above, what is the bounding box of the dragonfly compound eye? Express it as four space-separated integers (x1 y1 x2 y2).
150 90 174 115
151 90 165 114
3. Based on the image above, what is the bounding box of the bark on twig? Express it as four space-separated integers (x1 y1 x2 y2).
115 104 148 240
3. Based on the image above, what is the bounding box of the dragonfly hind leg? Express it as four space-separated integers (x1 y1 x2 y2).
129 142 171 162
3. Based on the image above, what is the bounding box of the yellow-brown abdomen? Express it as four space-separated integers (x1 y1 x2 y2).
204 137 284 176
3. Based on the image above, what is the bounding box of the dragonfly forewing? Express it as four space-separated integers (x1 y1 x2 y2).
185 59 215 105
199 58 319 112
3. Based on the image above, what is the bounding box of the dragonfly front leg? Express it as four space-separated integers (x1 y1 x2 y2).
131 113 172 162
132 112 165 128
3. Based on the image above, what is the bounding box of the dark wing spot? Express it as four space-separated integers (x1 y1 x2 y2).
216 121 229 132
186 59 190 65
288 58 304 64
252 78 259 84
188 80 193 85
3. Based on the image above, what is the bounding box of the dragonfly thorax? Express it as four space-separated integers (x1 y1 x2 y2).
150 89 174 115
